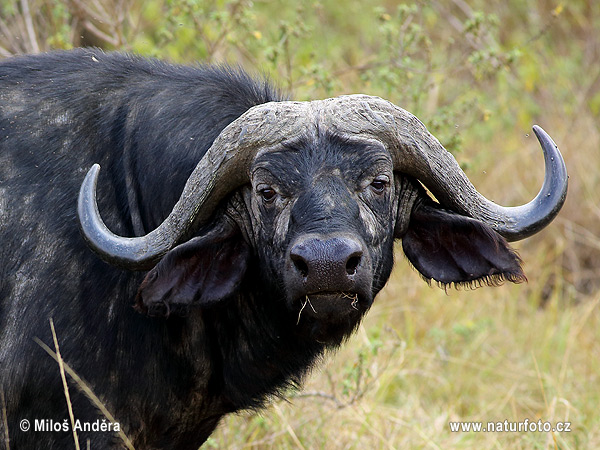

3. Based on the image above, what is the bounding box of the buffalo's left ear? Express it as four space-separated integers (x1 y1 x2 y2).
401 203 526 286
135 220 250 316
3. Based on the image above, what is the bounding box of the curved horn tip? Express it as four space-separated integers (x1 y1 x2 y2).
82 163 101 188
530 124 568 192
78 164 106 257
532 125 556 152
78 164 161 271
501 125 568 242
78 164 101 228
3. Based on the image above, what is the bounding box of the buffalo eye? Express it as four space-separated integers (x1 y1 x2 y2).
369 176 389 194
259 187 277 203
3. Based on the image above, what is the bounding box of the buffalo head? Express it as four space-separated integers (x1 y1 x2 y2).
78 95 567 344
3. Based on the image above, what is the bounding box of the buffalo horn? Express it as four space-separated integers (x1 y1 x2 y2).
78 95 567 270
319 95 567 241
78 101 312 269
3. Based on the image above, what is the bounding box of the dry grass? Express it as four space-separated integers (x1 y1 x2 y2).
35 325 136 450
207 11 600 444
0 1 598 449
1 391 10 450
210 265 599 449
207 115 600 448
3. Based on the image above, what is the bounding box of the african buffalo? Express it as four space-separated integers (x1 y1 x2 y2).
0 49 567 449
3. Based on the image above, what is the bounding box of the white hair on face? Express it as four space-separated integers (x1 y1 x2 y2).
273 200 295 246
357 202 379 243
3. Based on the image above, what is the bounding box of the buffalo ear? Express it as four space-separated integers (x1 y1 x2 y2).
136 221 250 316
402 204 526 287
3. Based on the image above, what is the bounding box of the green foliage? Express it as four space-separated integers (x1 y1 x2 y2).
0 0 558 150
1 1 599 448
44 0 73 50
0 1 577 155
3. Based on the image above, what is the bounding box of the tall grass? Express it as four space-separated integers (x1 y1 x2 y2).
35 323 136 450
1 0 598 448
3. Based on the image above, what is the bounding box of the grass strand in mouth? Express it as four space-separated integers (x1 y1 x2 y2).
297 293 360 324
297 296 317 324
341 292 359 310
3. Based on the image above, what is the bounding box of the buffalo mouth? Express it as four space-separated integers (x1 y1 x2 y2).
293 291 371 345
296 291 363 321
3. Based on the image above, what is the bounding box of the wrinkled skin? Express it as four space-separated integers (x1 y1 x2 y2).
244 134 398 343
138 127 526 352
138 134 403 344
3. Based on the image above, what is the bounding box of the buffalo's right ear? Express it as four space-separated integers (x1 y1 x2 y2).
135 220 250 317
401 203 526 287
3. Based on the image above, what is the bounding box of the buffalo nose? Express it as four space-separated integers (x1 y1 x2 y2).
289 235 364 291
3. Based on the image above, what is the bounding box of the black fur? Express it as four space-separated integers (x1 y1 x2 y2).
0 49 525 449
0 49 286 449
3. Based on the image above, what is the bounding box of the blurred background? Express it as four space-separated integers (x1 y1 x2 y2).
1 0 598 448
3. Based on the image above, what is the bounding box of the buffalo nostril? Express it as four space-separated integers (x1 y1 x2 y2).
291 253 309 278
346 254 361 276
289 236 365 288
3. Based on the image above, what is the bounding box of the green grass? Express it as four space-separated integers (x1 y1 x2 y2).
2 0 599 448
